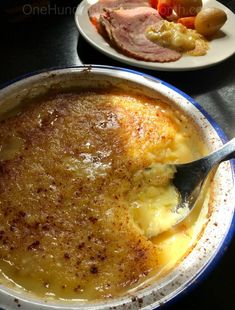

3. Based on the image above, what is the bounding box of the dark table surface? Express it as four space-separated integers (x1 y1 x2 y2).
0 0 234 309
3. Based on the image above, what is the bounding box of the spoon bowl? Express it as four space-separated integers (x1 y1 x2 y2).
172 137 235 225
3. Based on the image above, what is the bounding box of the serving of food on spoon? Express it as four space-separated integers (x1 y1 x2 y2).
133 137 235 237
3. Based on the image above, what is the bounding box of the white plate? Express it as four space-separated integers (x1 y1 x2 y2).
75 0 235 71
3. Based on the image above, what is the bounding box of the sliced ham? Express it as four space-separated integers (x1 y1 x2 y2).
100 7 182 62
88 0 150 21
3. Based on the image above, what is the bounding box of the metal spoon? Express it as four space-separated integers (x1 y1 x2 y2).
173 138 235 224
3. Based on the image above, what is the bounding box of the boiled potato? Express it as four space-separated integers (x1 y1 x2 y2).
195 8 227 37
174 0 202 17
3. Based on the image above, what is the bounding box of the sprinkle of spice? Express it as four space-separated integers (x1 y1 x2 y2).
27 240 40 251
64 253 70 259
74 285 81 292
78 242 85 249
88 216 98 224
90 266 98 274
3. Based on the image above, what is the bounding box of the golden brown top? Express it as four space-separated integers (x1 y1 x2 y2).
0 90 204 300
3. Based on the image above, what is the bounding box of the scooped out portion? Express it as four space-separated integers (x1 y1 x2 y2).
129 163 191 237
0 88 209 300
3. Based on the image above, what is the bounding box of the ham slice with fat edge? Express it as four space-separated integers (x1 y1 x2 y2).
88 0 151 21
100 7 182 62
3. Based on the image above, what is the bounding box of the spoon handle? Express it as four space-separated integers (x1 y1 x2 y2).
173 138 235 217
208 137 235 165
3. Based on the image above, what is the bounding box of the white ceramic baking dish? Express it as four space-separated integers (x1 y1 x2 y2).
0 66 234 310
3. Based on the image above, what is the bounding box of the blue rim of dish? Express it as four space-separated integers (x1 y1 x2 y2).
0 65 234 310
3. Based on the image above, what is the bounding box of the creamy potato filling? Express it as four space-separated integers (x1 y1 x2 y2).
146 20 208 56
0 89 209 300
129 163 183 237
